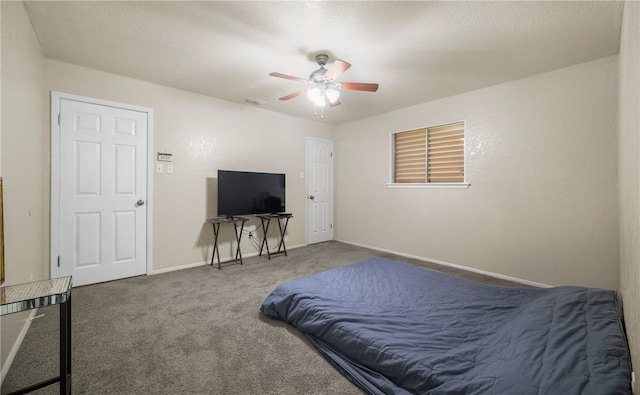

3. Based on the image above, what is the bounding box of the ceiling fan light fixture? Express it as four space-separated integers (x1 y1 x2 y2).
326 88 340 104
307 87 326 107
307 87 321 102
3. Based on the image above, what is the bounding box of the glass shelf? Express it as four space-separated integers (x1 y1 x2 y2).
1 276 72 316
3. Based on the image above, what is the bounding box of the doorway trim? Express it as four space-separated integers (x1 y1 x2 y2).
50 91 154 280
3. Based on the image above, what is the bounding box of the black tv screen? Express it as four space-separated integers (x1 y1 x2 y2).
217 170 286 218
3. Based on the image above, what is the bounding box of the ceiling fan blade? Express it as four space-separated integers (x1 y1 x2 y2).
340 82 379 92
279 89 308 101
328 99 341 107
269 72 306 82
323 59 351 82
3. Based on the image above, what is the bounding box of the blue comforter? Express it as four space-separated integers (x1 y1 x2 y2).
260 257 631 395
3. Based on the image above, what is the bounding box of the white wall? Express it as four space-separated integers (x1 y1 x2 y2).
618 1 640 392
44 60 334 273
335 55 619 290
0 1 46 379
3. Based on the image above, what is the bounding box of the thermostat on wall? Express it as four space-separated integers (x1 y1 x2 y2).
157 152 172 162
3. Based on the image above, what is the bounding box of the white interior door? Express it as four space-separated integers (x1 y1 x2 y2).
52 93 152 286
306 137 334 244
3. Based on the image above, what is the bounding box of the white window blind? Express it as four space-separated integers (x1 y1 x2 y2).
393 121 465 184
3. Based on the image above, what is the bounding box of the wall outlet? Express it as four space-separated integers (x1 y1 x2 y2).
248 231 253 239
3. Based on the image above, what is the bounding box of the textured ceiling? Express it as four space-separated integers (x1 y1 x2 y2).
24 1 623 125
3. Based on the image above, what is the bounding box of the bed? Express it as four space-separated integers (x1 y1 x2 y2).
260 257 632 395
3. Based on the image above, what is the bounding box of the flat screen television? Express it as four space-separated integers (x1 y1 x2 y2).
217 170 286 218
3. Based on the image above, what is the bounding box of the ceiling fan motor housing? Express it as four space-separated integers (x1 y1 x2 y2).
310 54 330 83
315 54 329 66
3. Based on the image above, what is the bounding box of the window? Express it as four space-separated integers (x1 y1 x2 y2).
392 121 466 185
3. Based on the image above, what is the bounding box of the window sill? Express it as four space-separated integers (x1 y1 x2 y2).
386 183 470 189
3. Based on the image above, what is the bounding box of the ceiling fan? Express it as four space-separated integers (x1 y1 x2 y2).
269 54 379 116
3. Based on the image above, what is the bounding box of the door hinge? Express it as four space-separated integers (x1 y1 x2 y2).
57 113 61 126
330 223 333 229
57 255 60 267
330 152 333 158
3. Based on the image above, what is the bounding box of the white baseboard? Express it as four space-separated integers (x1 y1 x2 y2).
1 309 37 385
336 239 552 288
151 243 305 275
152 260 208 275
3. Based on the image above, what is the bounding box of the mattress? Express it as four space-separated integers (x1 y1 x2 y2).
260 257 632 394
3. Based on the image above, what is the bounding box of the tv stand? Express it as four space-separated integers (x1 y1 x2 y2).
207 217 248 269
257 213 292 259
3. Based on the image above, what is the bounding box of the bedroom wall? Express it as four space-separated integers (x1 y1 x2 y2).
334 55 619 290
0 1 47 379
618 1 639 391
43 59 334 273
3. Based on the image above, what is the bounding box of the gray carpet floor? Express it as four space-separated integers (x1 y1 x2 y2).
1 241 526 394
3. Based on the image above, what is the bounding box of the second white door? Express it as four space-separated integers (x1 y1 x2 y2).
306 137 334 244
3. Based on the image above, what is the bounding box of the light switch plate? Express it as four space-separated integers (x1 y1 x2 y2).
156 163 164 173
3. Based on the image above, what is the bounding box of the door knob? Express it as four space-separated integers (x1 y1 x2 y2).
309 195 315 200
136 199 145 206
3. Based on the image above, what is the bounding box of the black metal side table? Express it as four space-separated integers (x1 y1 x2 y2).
1 276 72 395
